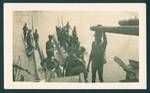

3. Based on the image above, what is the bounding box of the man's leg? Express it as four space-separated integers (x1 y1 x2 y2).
47 51 51 58
82 66 88 82
73 65 88 82
98 64 104 82
35 40 38 49
23 31 26 40
92 63 97 83
55 66 62 77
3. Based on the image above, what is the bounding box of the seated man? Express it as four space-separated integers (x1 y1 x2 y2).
64 49 88 82
41 56 62 79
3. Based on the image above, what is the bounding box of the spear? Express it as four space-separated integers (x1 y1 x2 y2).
61 16 64 27
31 14 34 31
31 14 35 47
57 17 60 27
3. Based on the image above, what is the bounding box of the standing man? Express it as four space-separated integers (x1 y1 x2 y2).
46 35 54 59
66 22 71 32
26 29 33 51
71 26 80 49
87 31 107 83
23 23 28 41
33 29 39 49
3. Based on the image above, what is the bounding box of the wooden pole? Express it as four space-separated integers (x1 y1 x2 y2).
90 25 139 36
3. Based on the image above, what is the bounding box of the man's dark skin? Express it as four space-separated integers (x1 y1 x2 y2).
64 51 88 82
26 30 33 50
46 35 54 59
70 26 79 49
87 31 107 83
33 29 39 49
23 23 28 41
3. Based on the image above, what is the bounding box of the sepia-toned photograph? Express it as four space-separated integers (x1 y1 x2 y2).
4 3 146 89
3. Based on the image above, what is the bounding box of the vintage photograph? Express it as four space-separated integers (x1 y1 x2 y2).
13 11 139 83
4 3 146 89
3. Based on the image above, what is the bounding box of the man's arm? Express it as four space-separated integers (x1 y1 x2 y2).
46 42 48 51
37 33 39 40
103 32 107 45
87 42 93 72
102 32 107 51
87 54 91 72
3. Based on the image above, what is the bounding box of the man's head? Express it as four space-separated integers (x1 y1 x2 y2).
48 35 53 41
51 56 55 62
35 29 37 32
73 26 77 35
67 22 69 25
77 46 86 57
28 29 32 33
73 26 76 30
80 46 86 53
24 23 27 26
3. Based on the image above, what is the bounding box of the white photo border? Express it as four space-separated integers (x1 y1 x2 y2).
4 3 147 89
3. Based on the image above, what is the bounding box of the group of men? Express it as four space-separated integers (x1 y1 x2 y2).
22 22 107 83
56 22 80 52
23 23 39 51
44 22 88 81
55 22 107 82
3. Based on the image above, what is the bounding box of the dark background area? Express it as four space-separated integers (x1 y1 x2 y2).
0 0 149 93
3 0 147 3
147 0 150 92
